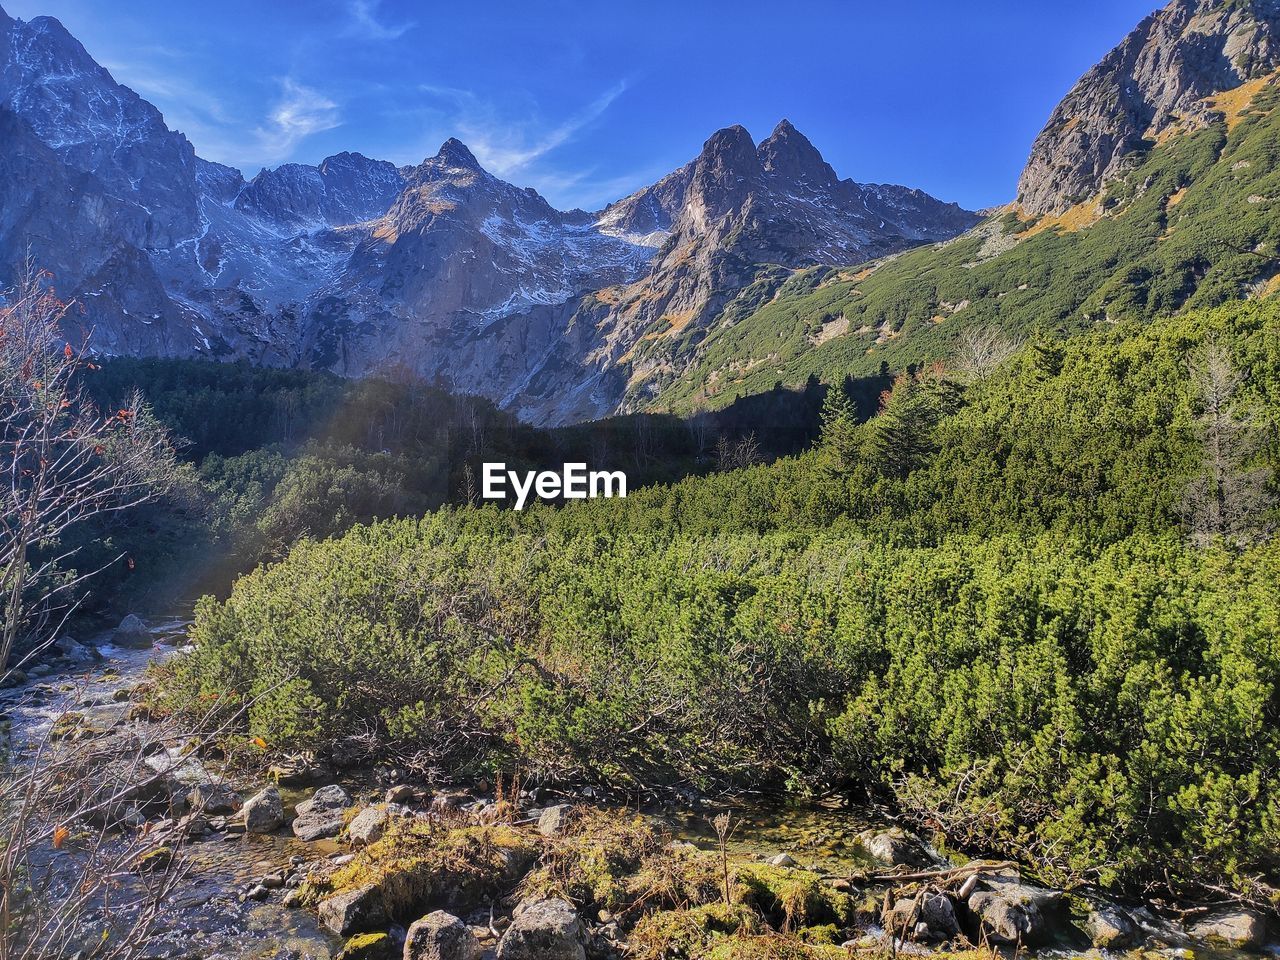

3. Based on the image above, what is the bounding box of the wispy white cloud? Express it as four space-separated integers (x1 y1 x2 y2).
461 82 628 177
343 0 415 41
253 78 342 164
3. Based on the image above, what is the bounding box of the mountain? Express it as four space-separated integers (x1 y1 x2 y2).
1018 0 1280 215
0 3 977 424
629 0 1280 413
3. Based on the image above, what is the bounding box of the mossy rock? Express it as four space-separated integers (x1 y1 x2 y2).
302 820 539 922
631 902 760 960
336 931 395 960
133 846 175 873
701 933 850 959
732 864 854 929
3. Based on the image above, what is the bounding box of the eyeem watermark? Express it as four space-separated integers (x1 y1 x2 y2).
482 462 627 510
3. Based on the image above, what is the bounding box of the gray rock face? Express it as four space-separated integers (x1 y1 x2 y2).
1018 0 1280 215
318 883 386 937
404 910 482 960
1084 905 1140 949
235 152 405 229
496 899 586 960
1191 909 1266 949
241 786 284 833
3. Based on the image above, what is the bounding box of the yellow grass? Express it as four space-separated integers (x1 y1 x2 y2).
1021 197 1104 237
1203 72 1278 130
1166 187 1188 209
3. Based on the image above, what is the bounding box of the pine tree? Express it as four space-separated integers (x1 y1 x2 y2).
818 382 858 472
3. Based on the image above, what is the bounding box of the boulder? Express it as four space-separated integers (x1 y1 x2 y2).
1191 910 1266 950
318 884 387 937
536 804 577 837
497 899 586 960
242 786 285 833
297 783 351 816
187 782 240 815
293 783 352 840
386 784 415 804
405 910 482 960
967 877 1063 946
767 853 798 867
347 806 390 847
113 614 152 648
337 932 396 960
269 757 332 787
1084 905 1139 949
856 828 934 868
885 893 960 941
54 636 97 663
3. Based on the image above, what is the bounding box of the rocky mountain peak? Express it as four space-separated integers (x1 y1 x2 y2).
1018 0 1280 215
433 137 482 171
757 118 835 185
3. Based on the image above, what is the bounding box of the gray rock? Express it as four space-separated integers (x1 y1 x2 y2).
497 899 585 960
385 784 415 804
245 884 270 901
113 614 152 648
296 783 351 816
54 636 97 663
856 828 934 868
242 786 284 833
318 884 386 937
968 877 1063 946
1191 910 1266 950
405 910 482 960
767 853 797 867
187 783 240 815
292 783 352 838
293 806 347 841
1085 905 1140 949
885 893 959 942
347 806 390 847
536 804 577 837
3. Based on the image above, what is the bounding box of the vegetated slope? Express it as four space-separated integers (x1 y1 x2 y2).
161 298 1280 903
643 76 1280 413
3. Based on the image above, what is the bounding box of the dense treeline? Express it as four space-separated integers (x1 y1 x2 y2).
72 359 875 614
159 300 1280 903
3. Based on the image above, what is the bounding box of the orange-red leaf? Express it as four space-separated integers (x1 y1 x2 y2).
52 825 69 849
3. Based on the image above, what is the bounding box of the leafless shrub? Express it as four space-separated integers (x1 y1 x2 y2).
955 326 1026 379
1183 338 1274 546
0 263 180 674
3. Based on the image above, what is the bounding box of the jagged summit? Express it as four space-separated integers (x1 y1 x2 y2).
431 137 482 170
757 119 833 183
0 7 978 425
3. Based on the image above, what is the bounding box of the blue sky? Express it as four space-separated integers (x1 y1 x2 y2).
5 0 1161 211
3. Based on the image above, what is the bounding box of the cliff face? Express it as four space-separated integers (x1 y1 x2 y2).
1018 0 1280 215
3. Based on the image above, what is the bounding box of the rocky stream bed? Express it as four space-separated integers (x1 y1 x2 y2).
1 619 1275 960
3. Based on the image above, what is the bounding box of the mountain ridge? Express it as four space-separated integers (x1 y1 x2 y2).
0 2 978 423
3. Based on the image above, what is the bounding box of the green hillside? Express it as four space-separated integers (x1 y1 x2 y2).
160 297 1280 903
636 79 1280 413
